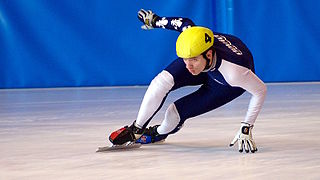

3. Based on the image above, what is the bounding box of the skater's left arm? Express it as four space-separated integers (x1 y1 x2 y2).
137 9 195 32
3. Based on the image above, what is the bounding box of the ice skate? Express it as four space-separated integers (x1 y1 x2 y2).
96 122 144 152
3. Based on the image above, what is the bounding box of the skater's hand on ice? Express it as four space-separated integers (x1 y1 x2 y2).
137 9 159 30
230 122 258 153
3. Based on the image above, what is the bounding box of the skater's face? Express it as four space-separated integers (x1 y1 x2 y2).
183 50 212 75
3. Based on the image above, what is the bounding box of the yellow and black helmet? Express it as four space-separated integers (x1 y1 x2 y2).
176 26 214 58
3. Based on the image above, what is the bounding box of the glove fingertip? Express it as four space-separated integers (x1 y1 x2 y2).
251 148 258 153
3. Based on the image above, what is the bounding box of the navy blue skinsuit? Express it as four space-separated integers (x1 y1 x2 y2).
145 16 255 135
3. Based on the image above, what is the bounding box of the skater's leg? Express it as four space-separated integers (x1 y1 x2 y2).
111 59 208 145
156 103 181 135
135 58 208 129
135 70 173 130
157 78 245 136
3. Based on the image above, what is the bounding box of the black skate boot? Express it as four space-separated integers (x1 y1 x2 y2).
136 125 168 144
109 121 144 145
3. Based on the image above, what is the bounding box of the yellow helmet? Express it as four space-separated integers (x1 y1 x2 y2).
176 26 214 58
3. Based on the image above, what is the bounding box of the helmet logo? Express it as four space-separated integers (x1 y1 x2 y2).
205 33 212 44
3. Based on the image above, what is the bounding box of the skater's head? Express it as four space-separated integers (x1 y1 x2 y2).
176 26 215 75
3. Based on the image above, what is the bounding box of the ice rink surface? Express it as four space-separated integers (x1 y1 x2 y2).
1 82 320 180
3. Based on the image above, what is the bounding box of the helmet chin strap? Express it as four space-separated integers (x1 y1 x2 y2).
202 48 215 71
203 55 211 71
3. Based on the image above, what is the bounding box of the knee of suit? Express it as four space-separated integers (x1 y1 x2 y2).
150 70 175 96
157 103 183 135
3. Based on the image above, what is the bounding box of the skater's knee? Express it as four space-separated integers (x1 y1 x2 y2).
157 103 181 134
149 70 174 94
166 103 180 121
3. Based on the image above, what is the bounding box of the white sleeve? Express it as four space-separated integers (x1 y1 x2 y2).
219 60 267 125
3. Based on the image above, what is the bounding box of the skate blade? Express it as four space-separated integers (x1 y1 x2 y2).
96 142 142 152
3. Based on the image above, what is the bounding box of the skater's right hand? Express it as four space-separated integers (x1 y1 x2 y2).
137 9 159 30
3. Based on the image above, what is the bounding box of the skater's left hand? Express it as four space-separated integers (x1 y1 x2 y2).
230 122 258 153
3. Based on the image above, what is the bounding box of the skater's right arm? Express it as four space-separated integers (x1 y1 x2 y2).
137 9 195 32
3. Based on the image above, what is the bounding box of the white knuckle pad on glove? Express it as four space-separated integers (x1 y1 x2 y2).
230 123 258 153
